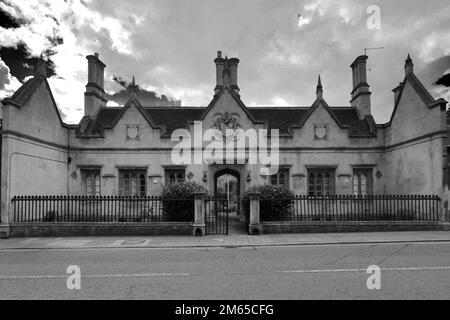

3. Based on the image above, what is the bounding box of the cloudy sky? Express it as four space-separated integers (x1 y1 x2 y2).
0 0 449 124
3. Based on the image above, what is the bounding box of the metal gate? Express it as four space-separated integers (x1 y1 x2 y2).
204 196 229 235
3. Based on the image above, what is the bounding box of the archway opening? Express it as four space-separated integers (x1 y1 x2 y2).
214 169 246 234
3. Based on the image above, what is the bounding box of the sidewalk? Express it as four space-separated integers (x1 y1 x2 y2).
1 231 450 250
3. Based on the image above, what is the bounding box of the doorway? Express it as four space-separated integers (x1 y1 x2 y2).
213 169 245 234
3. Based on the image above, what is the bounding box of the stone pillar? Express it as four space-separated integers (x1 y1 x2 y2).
248 192 262 235
193 192 206 236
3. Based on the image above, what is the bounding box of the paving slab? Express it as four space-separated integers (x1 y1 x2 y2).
1 231 450 250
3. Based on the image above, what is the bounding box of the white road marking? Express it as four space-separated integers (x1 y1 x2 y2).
280 266 450 274
0 272 189 280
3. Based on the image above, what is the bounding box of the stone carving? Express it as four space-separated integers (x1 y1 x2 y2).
126 125 140 141
211 112 241 142
314 124 329 140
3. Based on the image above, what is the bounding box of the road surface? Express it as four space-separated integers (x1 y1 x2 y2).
0 241 449 299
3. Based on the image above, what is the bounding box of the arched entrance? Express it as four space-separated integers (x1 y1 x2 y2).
214 168 240 209
213 168 245 234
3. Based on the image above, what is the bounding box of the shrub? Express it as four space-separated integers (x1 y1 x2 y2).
162 182 207 221
43 211 57 222
243 185 294 221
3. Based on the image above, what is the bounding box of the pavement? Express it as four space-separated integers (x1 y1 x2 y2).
1 231 450 250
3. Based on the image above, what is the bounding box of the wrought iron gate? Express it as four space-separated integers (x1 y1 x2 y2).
204 196 229 235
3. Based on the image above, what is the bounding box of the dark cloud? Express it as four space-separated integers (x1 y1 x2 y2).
436 74 450 87
418 55 450 88
0 6 22 28
0 2 64 82
0 44 57 82
109 76 180 106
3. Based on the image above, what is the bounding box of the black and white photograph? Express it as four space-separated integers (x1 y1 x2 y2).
0 0 450 310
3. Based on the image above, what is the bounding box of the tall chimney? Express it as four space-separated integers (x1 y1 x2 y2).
350 55 371 119
35 54 47 78
228 57 240 95
84 53 107 117
213 51 240 95
214 51 224 94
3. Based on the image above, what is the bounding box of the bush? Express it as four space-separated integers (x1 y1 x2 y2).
162 182 207 221
43 211 57 222
243 185 294 221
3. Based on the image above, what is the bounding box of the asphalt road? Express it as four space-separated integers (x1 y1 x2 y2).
0 242 450 299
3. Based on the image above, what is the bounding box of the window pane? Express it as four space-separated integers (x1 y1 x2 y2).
353 169 372 196
271 175 278 185
361 174 367 196
308 169 335 196
353 174 359 195
279 173 285 186
120 170 146 196
82 170 101 196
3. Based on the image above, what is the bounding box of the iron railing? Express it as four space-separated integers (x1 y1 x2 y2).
11 195 195 223
260 195 441 222
204 196 229 235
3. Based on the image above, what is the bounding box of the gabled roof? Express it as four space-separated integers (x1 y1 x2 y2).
293 97 349 129
386 72 447 126
2 75 65 125
77 102 375 138
3 77 44 108
199 87 261 124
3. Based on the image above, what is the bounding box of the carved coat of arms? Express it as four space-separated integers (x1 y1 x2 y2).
211 112 241 142
126 125 140 141
314 124 328 140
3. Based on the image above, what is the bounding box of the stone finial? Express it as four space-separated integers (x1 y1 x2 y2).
316 75 323 99
128 75 138 99
405 53 414 75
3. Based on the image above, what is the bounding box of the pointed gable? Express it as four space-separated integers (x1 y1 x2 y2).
200 87 260 126
3 76 64 125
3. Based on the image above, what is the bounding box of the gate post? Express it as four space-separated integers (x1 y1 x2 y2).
193 192 206 236
249 192 262 235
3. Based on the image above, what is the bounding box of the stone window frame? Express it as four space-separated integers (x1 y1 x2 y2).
270 167 291 188
80 168 102 196
164 166 186 185
117 167 147 197
306 166 336 196
352 167 374 196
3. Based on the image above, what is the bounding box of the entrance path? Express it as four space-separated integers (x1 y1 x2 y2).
1 231 450 250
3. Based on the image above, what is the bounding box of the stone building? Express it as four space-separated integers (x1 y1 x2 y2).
0 51 448 226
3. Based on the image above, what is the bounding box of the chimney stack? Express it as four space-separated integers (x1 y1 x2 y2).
84 53 107 117
228 57 240 94
214 51 224 94
35 54 47 78
214 51 240 95
350 55 371 119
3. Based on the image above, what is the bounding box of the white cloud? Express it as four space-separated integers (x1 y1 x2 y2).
0 58 22 100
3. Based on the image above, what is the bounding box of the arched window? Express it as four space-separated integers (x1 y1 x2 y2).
308 168 335 196
165 169 186 185
120 170 146 196
270 168 290 188
82 169 101 196
353 169 373 196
